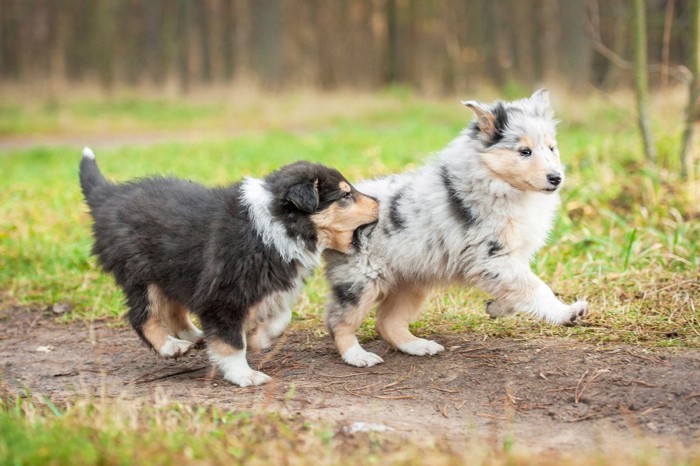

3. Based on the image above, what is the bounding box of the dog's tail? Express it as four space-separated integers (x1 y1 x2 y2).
79 147 109 203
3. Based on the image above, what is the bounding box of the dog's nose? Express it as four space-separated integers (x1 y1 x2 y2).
547 173 562 186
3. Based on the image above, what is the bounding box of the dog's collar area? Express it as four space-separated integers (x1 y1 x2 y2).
240 178 321 270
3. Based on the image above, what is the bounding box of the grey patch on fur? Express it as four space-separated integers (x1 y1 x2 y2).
388 191 406 232
487 240 504 257
440 165 478 228
332 282 361 306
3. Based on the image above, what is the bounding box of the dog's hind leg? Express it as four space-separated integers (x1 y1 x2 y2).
127 284 196 358
326 282 383 367
162 302 205 345
375 284 444 356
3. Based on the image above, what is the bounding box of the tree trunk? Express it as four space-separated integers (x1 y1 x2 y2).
250 0 282 89
680 0 700 179
194 0 212 83
221 0 235 81
633 0 656 163
385 0 399 85
176 0 190 94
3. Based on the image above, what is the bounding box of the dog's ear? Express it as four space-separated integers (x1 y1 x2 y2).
530 88 554 117
463 100 507 139
286 179 319 213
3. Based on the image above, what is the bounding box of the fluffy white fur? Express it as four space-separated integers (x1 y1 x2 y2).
209 345 272 387
325 89 589 367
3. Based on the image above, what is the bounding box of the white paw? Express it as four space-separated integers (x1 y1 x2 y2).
342 342 384 367
159 336 194 358
485 300 516 318
397 338 445 356
561 300 589 325
224 369 272 387
177 327 205 344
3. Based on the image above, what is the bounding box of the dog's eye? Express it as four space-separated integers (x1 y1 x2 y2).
519 148 532 157
343 192 353 200
549 146 556 152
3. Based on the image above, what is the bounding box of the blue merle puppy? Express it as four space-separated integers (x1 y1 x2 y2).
80 149 378 386
324 89 589 367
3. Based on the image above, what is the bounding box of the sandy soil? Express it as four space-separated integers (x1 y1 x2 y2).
2 306 699 453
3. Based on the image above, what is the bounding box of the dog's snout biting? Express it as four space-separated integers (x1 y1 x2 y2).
359 193 380 221
547 173 562 187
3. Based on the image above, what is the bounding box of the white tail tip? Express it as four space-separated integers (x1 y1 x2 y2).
82 146 95 159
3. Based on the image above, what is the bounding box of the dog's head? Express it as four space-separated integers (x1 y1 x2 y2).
463 89 564 194
266 161 379 253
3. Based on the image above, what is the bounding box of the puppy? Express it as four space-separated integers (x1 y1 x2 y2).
324 90 589 367
79 148 379 386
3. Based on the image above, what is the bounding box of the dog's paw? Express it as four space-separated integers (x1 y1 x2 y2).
485 300 516 319
159 336 194 358
342 342 384 367
562 300 589 326
397 338 445 356
224 369 272 387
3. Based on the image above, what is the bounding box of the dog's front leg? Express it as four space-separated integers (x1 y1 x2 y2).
375 285 444 356
208 336 271 387
472 260 588 325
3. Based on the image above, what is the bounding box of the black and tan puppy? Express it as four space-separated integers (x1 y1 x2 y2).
79 148 378 387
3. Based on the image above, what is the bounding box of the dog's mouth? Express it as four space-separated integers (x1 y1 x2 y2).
525 181 559 193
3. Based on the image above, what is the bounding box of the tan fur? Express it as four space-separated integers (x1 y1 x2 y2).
162 302 200 339
145 284 202 344
479 136 561 192
208 337 239 358
141 318 170 352
375 284 430 348
244 303 267 351
142 285 171 351
465 103 498 137
312 190 378 253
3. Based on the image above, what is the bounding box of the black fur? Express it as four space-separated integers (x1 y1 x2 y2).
440 165 478 228
266 162 358 251
332 283 361 307
351 222 376 250
388 191 407 232
468 102 509 147
80 156 352 352
487 240 504 257
489 103 509 146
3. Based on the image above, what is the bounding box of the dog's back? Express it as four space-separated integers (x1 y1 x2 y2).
79 151 226 301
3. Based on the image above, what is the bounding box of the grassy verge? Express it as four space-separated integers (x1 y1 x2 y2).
1 394 697 466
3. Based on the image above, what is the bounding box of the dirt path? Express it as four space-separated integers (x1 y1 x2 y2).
2 307 699 452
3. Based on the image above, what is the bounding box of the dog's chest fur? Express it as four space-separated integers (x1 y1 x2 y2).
350 136 560 284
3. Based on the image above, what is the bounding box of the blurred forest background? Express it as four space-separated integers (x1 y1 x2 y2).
0 0 696 94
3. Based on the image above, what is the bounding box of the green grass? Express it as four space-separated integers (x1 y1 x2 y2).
1 395 697 466
1 89 699 464
1 90 698 348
